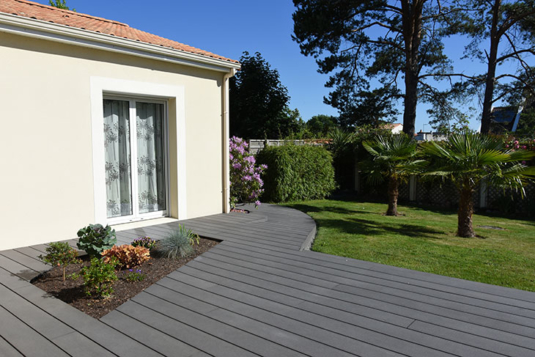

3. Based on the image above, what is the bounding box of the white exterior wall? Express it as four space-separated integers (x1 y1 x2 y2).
0 32 227 250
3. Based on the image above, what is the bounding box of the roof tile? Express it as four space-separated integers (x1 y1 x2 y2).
0 0 238 64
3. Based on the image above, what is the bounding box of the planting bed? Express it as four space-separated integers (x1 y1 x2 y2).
32 237 219 318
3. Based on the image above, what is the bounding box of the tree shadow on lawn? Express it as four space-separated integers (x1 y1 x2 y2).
284 203 376 216
315 217 447 240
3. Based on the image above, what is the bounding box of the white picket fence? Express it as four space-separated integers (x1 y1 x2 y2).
248 139 328 154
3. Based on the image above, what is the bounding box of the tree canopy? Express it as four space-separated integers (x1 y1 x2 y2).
49 0 75 11
229 52 301 139
306 115 339 137
447 0 535 134
292 0 453 137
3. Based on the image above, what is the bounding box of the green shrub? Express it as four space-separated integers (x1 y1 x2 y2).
76 224 117 258
73 257 118 298
256 144 336 202
157 225 199 259
39 242 80 282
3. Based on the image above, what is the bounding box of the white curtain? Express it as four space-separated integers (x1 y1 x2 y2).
103 100 132 218
136 102 166 214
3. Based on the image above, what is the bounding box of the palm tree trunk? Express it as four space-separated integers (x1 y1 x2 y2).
386 177 399 216
457 183 475 238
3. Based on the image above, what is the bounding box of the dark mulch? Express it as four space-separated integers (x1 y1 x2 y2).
32 237 219 319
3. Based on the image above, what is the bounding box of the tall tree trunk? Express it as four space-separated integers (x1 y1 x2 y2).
457 182 475 238
404 71 418 137
386 176 399 216
480 0 501 134
401 0 423 138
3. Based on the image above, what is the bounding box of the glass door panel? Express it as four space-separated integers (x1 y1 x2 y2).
136 102 167 214
103 99 133 218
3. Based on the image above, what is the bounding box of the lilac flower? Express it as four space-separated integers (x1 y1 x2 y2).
255 200 261 207
229 136 265 208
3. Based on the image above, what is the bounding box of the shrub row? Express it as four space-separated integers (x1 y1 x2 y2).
256 144 336 202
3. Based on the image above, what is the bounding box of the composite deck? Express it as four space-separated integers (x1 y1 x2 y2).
1 204 535 356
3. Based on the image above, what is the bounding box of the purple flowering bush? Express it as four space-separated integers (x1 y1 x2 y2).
229 136 267 208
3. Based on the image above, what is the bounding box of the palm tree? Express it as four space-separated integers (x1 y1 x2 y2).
362 133 422 216
421 133 535 238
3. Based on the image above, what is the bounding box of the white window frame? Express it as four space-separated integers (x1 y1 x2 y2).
103 96 170 224
90 77 187 224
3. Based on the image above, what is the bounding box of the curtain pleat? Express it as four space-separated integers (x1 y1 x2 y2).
103 100 132 218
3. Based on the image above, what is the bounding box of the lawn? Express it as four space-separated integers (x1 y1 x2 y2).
285 199 535 292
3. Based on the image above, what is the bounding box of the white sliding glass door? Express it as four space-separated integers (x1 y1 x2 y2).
103 98 168 222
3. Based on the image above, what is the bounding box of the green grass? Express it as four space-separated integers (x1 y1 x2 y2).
285 199 535 292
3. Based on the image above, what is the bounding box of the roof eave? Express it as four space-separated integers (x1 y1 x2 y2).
0 12 241 73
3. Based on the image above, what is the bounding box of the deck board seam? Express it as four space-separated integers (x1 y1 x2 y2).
160 274 478 357
188 258 535 343
209 246 535 315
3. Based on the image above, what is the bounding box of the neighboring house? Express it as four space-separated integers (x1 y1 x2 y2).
383 123 403 134
489 106 523 134
0 0 240 250
414 131 448 141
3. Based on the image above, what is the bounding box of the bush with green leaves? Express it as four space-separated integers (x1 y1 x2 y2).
39 242 80 282
76 224 117 258
256 144 336 202
157 225 199 259
72 257 118 298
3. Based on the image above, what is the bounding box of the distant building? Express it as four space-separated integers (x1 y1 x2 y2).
415 131 448 142
489 106 523 134
383 123 403 134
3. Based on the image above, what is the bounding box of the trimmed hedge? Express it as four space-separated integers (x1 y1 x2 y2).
256 145 336 202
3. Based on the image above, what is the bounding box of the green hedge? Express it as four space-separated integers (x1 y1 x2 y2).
256 145 336 202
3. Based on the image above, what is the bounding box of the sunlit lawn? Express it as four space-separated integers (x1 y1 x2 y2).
285 199 535 292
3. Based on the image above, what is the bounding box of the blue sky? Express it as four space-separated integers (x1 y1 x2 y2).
36 0 511 131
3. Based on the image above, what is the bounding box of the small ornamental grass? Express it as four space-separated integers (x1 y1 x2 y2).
72 257 118 298
102 244 150 269
156 225 199 259
39 242 80 282
131 236 157 251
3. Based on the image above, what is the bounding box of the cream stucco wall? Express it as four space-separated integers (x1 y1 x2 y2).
0 32 227 250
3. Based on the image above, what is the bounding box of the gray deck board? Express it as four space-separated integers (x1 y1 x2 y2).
165 271 523 357
214 242 535 311
156 276 460 357
115 299 259 357
0 336 23 357
1 203 535 356
101 310 206 357
0 306 69 357
181 254 535 351
207 246 535 320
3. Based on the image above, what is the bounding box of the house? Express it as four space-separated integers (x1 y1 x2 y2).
489 106 523 134
414 131 448 141
0 0 240 250
383 123 403 134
